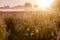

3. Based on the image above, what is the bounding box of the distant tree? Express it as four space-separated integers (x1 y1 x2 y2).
34 5 38 8
25 3 32 7
4 5 10 8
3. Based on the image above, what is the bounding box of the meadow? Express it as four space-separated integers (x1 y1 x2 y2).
0 11 60 40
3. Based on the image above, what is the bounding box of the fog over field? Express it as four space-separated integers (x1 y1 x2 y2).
0 8 41 11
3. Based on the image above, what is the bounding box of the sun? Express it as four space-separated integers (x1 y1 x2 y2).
35 0 54 10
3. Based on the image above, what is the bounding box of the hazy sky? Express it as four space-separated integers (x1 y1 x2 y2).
0 0 35 7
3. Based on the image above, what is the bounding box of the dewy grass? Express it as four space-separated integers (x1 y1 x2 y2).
0 11 60 40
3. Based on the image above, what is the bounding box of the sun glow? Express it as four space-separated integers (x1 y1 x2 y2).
35 0 54 10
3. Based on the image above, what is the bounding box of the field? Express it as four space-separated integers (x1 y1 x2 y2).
0 11 60 40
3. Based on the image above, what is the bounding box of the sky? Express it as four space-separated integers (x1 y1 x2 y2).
0 0 35 7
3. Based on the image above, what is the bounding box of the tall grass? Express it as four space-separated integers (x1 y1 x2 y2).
0 11 60 40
